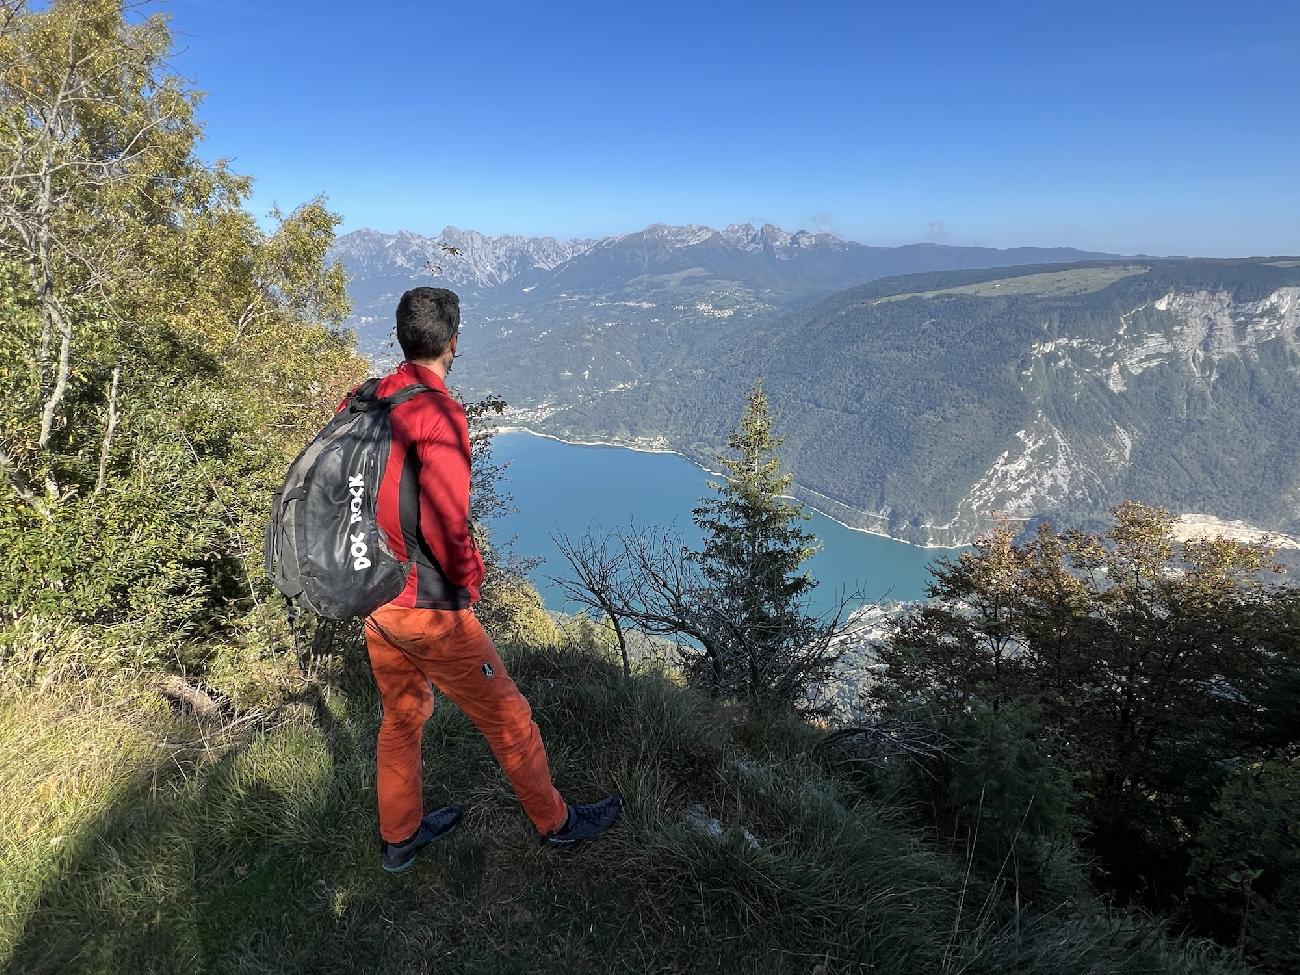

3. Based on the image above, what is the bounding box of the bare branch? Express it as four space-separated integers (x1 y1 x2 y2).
814 718 951 779
0 444 50 518
92 364 121 496
552 530 633 677
0 1 27 36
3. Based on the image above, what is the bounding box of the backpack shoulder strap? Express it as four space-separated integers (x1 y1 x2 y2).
348 377 384 403
384 383 437 409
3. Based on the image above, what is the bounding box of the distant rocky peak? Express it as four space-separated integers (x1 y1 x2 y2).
336 222 851 268
331 226 597 288
636 223 718 246
719 222 844 252
625 221 839 252
721 222 758 243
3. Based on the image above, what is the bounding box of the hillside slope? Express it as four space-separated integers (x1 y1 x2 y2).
0 622 1243 975
500 258 1300 546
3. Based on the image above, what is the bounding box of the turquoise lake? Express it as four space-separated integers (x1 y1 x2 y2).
487 431 959 615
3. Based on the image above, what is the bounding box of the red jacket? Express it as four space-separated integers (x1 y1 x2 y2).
342 361 485 607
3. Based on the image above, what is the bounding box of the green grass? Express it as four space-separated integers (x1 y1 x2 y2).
875 264 1150 303
0 628 1247 975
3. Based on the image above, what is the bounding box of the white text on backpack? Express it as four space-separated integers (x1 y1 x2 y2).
347 473 372 570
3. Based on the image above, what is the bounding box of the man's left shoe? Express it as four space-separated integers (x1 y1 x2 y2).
541 794 622 850
381 805 463 874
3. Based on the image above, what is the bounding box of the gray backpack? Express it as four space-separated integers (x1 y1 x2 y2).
264 379 433 620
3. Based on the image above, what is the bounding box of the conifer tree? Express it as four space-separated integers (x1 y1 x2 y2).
691 380 836 709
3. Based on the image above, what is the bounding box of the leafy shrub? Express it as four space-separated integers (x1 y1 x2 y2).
910 701 1083 903
874 505 1300 915
1190 758 1300 973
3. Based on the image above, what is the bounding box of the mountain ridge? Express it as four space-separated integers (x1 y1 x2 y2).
329 221 1117 365
328 227 1300 550
332 222 1115 294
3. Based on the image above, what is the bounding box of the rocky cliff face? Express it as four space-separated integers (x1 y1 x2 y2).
1019 287 1300 395
903 286 1300 543
767 267 1300 547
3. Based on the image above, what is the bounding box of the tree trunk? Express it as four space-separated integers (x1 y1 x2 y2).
31 118 71 497
704 639 722 699
93 365 121 495
610 611 630 679
37 295 72 495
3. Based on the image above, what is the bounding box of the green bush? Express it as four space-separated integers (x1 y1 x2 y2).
1190 758 1300 973
0 448 236 639
913 701 1083 903
873 505 1300 953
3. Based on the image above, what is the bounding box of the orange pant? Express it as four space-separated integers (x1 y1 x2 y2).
364 604 568 842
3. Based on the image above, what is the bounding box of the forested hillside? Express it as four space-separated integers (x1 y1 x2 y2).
465 259 1300 547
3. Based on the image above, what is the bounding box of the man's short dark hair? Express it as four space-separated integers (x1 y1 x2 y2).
396 287 460 361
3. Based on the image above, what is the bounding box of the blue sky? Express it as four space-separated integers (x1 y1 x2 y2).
161 0 1300 255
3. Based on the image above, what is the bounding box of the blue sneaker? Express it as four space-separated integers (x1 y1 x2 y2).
541 794 622 850
381 805 463 873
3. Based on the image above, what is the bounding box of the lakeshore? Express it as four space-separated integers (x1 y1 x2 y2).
486 429 953 615
488 425 968 552
490 426 1300 557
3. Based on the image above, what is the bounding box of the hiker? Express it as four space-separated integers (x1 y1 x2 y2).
360 286 621 873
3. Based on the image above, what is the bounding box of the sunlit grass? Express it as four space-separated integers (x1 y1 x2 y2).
875 264 1150 303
